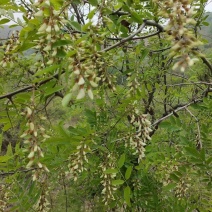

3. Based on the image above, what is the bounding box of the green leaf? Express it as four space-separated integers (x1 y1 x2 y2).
111 180 124 186
169 173 180 182
0 155 12 163
206 157 212 165
88 0 98 6
85 109 96 126
18 42 35 52
45 85 63 97
104 169 118 174
66 50 77 57
202 21 209 26
50 0 64 10
6 143 13 156
124 186 131 207
0 18 10 25
0 134 2 150
52 40 72 48
159 121 170 128
34 65 59 76
118 153 125 168
140 49 149 61
62 93 72 107
163 183 176 191
3 123 12 131
125 166 132 180
88 9 96 19
184 147 200 159
0 0 10 5
69 21 81 31
130 11 142 23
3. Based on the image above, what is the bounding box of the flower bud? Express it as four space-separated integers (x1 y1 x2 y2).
76 88 85 99
34 10 43 17
28 151 35 159
90 81 98 87
78 76 85 85
26 160 34 168
46 25 52 33
38 23 47 32
54 24 60 32
87 88 93 99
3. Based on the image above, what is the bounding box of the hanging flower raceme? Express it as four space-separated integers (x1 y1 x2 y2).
175 176 191 199
62 26 115 102
33 183 50 212
67 141 90 181
20 106 49 181
0 184 10 211
127 113 152 163
33 0 67 68
0 31 20 68
99 154 118 205
126 71 140 97
154 0 202 71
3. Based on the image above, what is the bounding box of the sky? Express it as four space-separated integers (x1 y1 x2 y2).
205 0 212 11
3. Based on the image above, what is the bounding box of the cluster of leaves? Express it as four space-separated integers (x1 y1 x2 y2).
0 0 211 211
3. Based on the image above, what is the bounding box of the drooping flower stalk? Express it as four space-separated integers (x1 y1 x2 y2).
20 90 49 181
154 0 202 71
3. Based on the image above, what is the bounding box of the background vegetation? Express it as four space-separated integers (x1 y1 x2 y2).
0 0 211 211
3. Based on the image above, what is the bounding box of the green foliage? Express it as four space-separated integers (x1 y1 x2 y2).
0 0 212 211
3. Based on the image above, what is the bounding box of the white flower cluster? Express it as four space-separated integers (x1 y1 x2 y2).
67 141 90 181
0 31 20 68
20 106 49 180
129 114 152 163
155 0 201 71
33 187 50 212
99 155 117 205
126 71 140 96
175 177 191 199
65 29 114 101
0 184 10 211
33 0 67 67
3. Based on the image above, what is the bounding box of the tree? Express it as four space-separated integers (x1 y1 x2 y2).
0 0 211 211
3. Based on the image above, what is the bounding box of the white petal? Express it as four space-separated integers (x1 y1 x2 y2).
34 10 43 17
38 23 47 32
90 81 98 87
28 151 35 159
26 160 34 168
46 25 52 33
87 88 93 99
73 68 80 75
54 24 60 32
76 88 85 99
78 76 85 85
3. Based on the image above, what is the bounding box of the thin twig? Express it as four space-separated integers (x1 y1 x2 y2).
185 108 202 150
106 31 161 41
167 82 212 86
101 20 164 52
0 168 36 176
101 22 147 52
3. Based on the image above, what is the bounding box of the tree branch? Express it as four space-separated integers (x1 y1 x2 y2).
0 72 62 100
200 56 212 73
106 31 161 41
101 20 163 52
0 168 36 177
101 22 147 52
152 99 202 127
